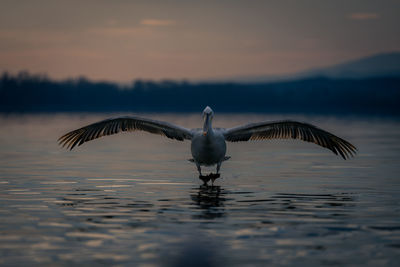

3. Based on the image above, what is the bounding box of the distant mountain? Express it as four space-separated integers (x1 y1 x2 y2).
301 52 400 79
231 52 400 83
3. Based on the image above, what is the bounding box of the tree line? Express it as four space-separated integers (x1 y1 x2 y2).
1 71 399 116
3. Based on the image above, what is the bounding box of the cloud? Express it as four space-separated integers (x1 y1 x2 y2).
140 19 176 26
348 13 380 20
89 27 146 37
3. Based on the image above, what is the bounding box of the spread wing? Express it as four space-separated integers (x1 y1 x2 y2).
58 116 193 150
224 120 356 159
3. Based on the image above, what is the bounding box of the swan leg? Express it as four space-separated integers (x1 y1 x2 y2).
210 162 222 186
196 163 202 176
216 162 222 174
200 176 210 186
211 173 221 186
196 163 210 185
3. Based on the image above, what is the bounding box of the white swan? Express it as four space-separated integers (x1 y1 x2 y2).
59 106 356 185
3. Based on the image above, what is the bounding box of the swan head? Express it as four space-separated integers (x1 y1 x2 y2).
202 106 214 136
202 106 214 117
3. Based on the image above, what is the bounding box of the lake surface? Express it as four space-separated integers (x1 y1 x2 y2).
0 113 399 266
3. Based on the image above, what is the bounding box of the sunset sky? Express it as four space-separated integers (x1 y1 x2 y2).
1 0 399 81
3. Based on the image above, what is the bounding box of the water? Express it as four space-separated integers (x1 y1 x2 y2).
0 113 399 266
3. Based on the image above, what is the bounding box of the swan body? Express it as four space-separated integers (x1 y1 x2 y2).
59 106 357 184
191 130 226 166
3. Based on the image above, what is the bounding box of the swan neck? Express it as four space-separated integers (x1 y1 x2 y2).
203 114 213 136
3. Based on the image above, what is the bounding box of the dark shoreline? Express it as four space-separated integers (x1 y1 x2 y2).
1 72 399 116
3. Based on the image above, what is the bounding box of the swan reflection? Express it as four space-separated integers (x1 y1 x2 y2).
191 186 228 220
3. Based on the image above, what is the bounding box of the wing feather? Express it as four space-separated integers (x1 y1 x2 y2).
58 116 192 150
224 120 356 159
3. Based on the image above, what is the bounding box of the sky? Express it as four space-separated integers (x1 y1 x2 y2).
0 0 399 81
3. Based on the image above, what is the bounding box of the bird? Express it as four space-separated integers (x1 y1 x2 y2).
58 106 356 185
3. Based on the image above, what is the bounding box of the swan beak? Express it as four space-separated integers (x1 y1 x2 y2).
203 114 210 136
